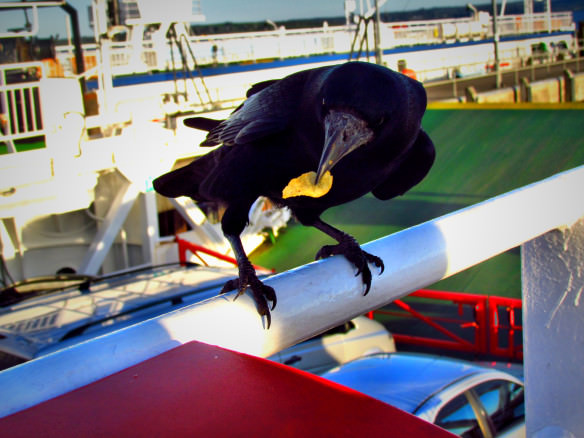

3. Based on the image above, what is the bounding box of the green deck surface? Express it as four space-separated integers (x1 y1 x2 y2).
250 106 584 299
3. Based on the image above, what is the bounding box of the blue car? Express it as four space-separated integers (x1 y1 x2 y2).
321 352 524 438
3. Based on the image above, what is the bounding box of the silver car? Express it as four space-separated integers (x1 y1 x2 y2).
268 316 395 374
0 263 242 368
322 352 524 438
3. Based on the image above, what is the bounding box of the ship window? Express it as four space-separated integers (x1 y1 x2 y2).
158 209 192 237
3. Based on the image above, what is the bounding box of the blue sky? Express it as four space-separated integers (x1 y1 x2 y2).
1 0 495 38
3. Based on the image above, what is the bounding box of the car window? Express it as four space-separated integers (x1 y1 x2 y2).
435 393 483 437
474 380 524 434
0 351 27 371
313 321 356 339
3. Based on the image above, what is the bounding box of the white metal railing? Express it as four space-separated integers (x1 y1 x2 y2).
0 62 47 150
186 11 574 66
0 1 67 39
0 4 40 39
0 164 583 418
53 12 574 76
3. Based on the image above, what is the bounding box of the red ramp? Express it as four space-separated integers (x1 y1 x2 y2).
1 341 455 437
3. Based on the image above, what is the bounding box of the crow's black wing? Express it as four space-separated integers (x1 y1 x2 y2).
372 129 435 200
183 117 222 132
201 69 318 147
182 80 279 136
152 148 222 200
245 79 280 97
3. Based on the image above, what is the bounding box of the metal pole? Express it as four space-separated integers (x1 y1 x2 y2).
61 2 86 92
523 218 584 438
492 0 502 88
545 0 552 34
373 0 383 65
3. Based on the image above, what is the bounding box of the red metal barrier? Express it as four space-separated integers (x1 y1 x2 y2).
175 236 275 273
488 296 523 360
372 289 522 361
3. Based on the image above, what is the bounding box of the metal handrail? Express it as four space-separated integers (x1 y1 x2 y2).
0 62 47 147
0 2 66 39
52 11 575 74
424 55 584 89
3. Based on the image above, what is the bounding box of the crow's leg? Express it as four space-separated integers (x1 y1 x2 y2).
312 218 384 295
221 233 277 328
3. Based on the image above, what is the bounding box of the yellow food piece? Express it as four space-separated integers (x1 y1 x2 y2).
282 171 333 199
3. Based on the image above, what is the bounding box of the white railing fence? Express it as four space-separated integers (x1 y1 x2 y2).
0 63 47 150
53 12 574 75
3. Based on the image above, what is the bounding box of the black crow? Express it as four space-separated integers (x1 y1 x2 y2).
153 61 435 328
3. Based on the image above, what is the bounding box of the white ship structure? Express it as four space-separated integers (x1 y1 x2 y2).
0 0 578 283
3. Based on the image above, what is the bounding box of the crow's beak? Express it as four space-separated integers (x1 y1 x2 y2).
315 110 374 184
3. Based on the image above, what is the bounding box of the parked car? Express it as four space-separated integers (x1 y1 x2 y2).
0 263 243 369
321 352 524 438
268 316 395 374
0 263 395 373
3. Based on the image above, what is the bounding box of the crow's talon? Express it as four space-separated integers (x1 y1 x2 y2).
220 279 239 295
315 239 382 296
249 285 275 329
220 271 277 329
365 252 385 274
361 266 373 295
315 245 334 260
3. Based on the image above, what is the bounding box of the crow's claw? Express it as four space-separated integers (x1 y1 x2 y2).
315 245 335 261
220 266 277 329
220 278 240 296
315 237 384 296
365 252 385 274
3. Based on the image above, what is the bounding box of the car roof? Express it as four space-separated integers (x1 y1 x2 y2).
321 352 490 413
0 264 240 359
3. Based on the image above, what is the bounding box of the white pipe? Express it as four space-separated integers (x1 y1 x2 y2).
1 165 584 418
0 5 39 39
545 0 552 34
0 1 64 6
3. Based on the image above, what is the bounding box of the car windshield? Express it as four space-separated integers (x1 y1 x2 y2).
0 263 239 361
322 353 481 413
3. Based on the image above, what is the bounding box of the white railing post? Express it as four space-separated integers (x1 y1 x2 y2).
0 62 47 148
522 218 584 438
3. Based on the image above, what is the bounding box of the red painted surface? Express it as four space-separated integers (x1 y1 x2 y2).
489 295 523 360
176 236 274 273
1 341 456 437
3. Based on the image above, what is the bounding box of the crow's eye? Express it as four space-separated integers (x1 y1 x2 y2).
322 98 326 106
